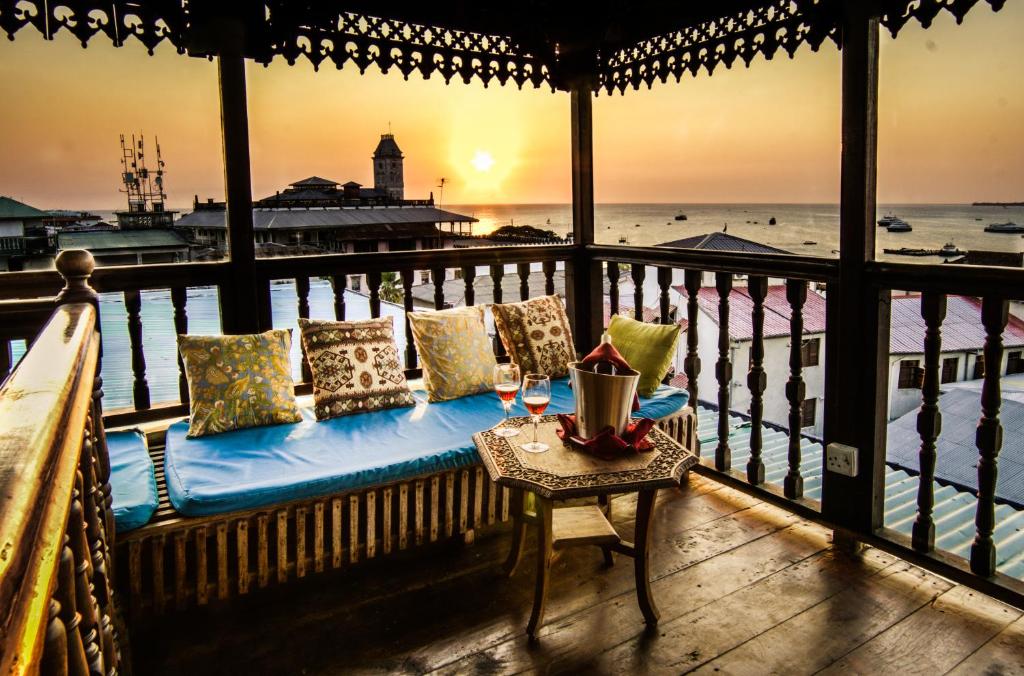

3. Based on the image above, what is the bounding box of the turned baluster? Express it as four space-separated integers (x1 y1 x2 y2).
56 539 89 676
517 263 531 301
40 599 67 676
746 276 768 485
462 266 476 306
971 296 1008 577
80 426 113 615
330 274 347 320
714 273 732 471
432 267 446 309
631 264 645 322
85 410 115 579
367 271 382 318
657 267 672 324
296 276 312 382
123 290 151 410
911 292 946 552
401 270 416 369
543 260 556 296
69 482 104 676
607 263 621 319
171 286 189 404
784 279 807 499
684 270 702 453
490 265 506 356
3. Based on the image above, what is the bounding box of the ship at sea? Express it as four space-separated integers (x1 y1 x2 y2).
985 221 1024 233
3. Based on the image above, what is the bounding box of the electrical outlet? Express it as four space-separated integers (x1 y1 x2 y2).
826 442 858 477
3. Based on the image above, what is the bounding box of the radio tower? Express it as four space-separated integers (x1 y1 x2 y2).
116 134 176 230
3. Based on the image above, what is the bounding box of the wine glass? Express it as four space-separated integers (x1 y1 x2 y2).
493 363 521 437
521 373 551 453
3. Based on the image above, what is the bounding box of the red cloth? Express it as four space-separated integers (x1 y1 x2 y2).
578 340 641 412
556 414 656 461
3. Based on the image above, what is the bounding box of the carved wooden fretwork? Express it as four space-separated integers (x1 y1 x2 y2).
0 1 1005 92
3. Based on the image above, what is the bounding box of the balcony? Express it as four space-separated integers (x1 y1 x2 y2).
1 1 1023 675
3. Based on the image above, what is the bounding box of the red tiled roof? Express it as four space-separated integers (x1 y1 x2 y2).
669 372 689 389
671 284 826 341
602 302 676 326
889 295 1024 355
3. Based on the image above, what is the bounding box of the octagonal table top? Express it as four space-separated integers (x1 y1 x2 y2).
473 415 699 500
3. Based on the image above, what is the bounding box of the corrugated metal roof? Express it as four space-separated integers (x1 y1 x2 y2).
0 195 48 220
290 176 338 187
656 231 790 254
672 284 827 341
57 229 187 250
175 206 477 230
890 295 1024 355
694 404 1024 579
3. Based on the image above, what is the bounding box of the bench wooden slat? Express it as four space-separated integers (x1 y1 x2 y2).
256 516 269 589
314 502 325 574
382 487 393 555
237 519 250 594
196 526 209 605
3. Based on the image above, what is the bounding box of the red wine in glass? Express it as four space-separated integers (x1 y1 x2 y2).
523 396 549 416
493 364 521 437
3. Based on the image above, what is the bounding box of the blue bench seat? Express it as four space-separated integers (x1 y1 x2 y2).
164 378 689 517
107 429 159 532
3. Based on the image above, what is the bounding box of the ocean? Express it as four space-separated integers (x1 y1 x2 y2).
12 203 1022 409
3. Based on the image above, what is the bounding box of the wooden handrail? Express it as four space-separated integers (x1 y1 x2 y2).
0 251 121 675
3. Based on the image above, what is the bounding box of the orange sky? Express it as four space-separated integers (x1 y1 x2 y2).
0 5 1020 209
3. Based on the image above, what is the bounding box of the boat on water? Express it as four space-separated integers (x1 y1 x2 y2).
877 215 900 227
674 214 687 221
940 242 961 257
985 221 1024 233
618 235 629 245
768 217 777 225
887 218 912 232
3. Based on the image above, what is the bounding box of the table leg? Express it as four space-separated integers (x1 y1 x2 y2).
526 496 553 639
503 488 527 577
634 489 660 625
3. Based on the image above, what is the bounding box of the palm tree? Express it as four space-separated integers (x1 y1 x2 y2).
380 271 403 304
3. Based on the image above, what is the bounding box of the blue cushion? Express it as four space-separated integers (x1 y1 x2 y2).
108 430 158 532
164 378 688 517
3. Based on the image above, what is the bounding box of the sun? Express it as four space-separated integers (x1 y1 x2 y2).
471 150 495 172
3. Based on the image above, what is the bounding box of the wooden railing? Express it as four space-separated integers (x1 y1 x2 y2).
2 244 1024 611
0 251 123 675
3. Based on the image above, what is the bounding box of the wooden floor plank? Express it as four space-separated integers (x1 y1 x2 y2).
583 549 902 675
689 564 953 675
947 614 1024 676
819 585 1022 675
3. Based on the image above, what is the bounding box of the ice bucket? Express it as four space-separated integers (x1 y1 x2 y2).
568 361 640 439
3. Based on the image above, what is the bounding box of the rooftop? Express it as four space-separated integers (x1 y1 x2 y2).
175 206 478 232
890 295 1024 355
0 195 48 220
56 229 188 251
672 284 828 341
289 176 339 188
657 231 790 255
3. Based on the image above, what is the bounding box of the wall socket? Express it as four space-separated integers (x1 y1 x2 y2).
826 442 858 477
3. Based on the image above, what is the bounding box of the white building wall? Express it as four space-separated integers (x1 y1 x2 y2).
0 220 25 237
888 349 1017 421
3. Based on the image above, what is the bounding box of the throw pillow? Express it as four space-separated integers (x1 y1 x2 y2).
491 295 575 378
408 305 497 402
298 316 415 420
607 314 680 397
178 329 303 438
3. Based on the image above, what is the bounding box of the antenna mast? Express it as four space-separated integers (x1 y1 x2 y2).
117 133 174 229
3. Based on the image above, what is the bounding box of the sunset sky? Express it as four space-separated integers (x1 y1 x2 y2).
0 4 1020 210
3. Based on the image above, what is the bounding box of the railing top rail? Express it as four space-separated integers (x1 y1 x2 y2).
866 260 1024 299
254 244 575 279
588 244 840 283
0 302 99 674
0 261 230 301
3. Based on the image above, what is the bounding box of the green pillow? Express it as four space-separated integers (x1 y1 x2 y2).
606 314 680 397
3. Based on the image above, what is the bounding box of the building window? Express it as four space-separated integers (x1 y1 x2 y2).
354 241 377 253
420 270 430 284
1009 351 1024 375
898 360 921 389
973 355 985 380
800 398 817 428
941 357 958 384
800 338 820 367
349 274 361 292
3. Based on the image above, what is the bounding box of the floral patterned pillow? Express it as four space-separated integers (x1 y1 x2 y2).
178 329 302 438
491 295 576 378
298 316 415 420
408 306 497 402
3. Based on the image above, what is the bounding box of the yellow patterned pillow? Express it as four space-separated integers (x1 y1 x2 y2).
178 329 302 438
408 306 497 402
492 295 576 378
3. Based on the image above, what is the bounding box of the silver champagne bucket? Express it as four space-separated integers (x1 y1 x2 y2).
568 361 640 439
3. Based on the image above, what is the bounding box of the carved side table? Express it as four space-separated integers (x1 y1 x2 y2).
473 415 698 638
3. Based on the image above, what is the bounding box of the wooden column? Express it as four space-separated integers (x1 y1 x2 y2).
714 272 732 472
217 35 262 335
822 0 889 533
565 87 603 353
746 276 768 485
912 292 945 552
684 270 702 453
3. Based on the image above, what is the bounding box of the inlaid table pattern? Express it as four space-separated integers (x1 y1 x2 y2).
473 415 699 638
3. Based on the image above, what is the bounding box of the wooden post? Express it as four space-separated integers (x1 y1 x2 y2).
822 0 889 533
565 87 602 353
217 30 261 335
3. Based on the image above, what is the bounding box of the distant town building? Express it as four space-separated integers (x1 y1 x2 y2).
373 133 405 201
0 196 50 271
57 229 190 266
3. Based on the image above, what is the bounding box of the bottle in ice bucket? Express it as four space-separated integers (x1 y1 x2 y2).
568 334 640 439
